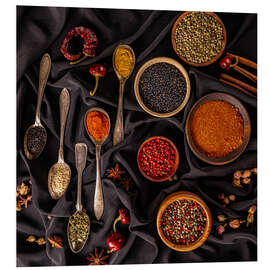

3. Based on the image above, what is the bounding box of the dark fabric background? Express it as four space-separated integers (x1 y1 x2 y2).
16 6 257 266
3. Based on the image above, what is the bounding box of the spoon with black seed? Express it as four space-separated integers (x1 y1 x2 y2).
24 53 51 160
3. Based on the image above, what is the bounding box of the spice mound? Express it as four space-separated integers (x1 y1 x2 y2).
174 12 224 64
190 100 244 158
139 62 187 113
161 199 207 245
49 163 71 197
138 137 178 181
27 126 47 155
86 110 109 142
68 211 89 246
114 47 134 78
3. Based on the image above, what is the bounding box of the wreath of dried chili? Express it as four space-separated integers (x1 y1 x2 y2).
61 26 98 64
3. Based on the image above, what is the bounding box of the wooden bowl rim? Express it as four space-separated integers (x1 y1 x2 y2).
156 191 212 252
185 92 251 165
134 57 191 118
171 11 227 67
137 136 180 182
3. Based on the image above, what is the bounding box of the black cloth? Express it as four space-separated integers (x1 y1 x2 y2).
17 6 257 266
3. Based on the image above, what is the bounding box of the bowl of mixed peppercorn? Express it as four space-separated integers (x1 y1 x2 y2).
137 136 179 182
156 191 212 251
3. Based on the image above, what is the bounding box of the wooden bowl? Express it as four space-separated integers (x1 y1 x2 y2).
185 92 251 165
134 57 191 118
137 136 179 182
171 11 227 67
156 191 212 252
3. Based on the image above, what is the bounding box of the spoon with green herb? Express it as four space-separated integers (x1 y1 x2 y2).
67 143 90 253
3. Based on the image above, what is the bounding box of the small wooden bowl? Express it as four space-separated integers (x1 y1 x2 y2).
171 11 227 67
134 57 191 118
185 92 251 165
156 191 212 252
137 136 179 182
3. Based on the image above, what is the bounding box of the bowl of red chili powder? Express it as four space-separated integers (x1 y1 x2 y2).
137 136 179 182
185 92 251 165
156 191 212 252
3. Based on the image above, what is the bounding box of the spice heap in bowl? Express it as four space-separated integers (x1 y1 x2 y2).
134 57 190 118
185 92 251 165
157 191 212 252
171 11 226 66
137 136 179 182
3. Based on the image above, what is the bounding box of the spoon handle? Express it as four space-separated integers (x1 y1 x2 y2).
94 144 104 220
58 88 70 162
35 53 51 124
113 80 125 145
75 143 88 212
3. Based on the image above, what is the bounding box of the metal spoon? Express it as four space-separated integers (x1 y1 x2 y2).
24 53 51 160
67 143 90 253
84 107 111 220
112 44 135 145
48 88 71 200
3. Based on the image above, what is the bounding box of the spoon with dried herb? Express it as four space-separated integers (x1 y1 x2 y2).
67 143 90 253
48 88 71 199
24 53 51 160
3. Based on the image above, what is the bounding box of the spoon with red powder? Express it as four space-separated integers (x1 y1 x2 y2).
84 108 111 220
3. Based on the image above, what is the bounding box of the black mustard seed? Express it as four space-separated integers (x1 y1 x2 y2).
27 126 47 155
139 62 186 113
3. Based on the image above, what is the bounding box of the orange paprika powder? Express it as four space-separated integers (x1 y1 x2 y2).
86 111 109 142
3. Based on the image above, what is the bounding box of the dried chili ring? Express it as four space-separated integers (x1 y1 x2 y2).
61 26 98 64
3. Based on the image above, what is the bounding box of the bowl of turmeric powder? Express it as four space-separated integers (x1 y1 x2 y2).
185 92 251 165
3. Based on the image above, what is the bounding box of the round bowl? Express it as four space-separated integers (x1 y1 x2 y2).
171 11 227 67
134 57 191 118
156 191 212 252
137 136 179 182
185 92 251 165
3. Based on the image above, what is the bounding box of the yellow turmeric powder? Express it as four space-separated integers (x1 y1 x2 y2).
114 47 134 78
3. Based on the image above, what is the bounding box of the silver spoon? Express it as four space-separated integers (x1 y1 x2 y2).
48 88 71 200
112 44 135 145
24 53 51 160
84 107 111 220
67 143 90 253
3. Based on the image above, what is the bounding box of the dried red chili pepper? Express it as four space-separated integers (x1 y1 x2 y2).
61 26 98 64
107 232 125 253
89 64 106 96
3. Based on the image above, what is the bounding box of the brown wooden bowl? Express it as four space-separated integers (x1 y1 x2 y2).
171 11 227 67
185 92 251 165
137 136 179 182
134 57 191 118
156 191 212 252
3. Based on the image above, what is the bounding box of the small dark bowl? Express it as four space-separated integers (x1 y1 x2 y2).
137 136 179 182
185 92 251 165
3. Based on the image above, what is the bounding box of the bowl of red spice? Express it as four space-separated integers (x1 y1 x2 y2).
185 92 251 165
156 191 212 252
137 136 179 182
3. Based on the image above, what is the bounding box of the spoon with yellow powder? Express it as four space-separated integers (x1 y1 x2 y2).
112 44 135 145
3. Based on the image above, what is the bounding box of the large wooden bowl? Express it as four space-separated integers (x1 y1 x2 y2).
171 11 227 67
156 191 212 252
185 92 251 165
137 136 179 182
134 57 191 118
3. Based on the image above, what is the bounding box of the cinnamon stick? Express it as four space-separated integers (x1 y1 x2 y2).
220 73 257 94
233 65 257 83
227 53 257 70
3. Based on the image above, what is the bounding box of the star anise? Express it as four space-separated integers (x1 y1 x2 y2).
18 194 32 208
87 248 109 265
48 235 63 248
107 163 125 181
119 176 133 191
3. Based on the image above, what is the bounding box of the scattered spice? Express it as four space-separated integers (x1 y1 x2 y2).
48 216 52 219
232 168 257 187
190 100 244 158
26 126 47 156
36 237 46 245
87 248 109 265
246 205 257 227
48 235 63 248
218 193 236 207
242 178 251 185
16 180 32 211
26 235 46 245
85 110 109 142
114 47 134 78
217 224 227 235
107 163 125 181
89 64 107 96
26 235 36 243
174 12 224 64
232 178 243 188
248 205 257 214
217 215 227 222
138 137 177 180
139 62 187 114
228 194 236 201
229 219 245 229
161 199 207 245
